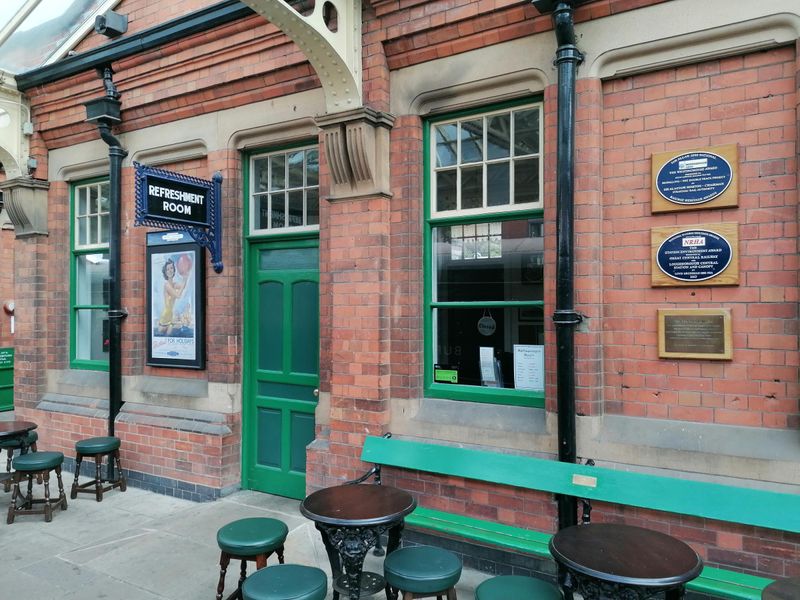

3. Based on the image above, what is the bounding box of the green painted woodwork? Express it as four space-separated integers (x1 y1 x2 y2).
0 347 13 411
423 98 546 408
244 239 319 499
362 436 798 533
362 436 792 600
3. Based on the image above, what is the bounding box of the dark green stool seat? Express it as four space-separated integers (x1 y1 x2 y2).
71 436 126 502
475 575 561 600
2 431 38 492
384 546 462 599
7 451 67 523
216 517 289 600
241 564 327 600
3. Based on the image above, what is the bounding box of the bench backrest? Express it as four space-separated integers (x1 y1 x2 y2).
361 435 800 534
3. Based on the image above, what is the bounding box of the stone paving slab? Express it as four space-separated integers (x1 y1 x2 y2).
0 479 490 599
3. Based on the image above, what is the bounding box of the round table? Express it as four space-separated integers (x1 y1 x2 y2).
0 420 38 485
549 523 703 599
0 420 37 442
762 577 800 599
301 484 416 600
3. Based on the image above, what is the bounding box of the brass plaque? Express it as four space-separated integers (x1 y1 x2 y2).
658 309 732 360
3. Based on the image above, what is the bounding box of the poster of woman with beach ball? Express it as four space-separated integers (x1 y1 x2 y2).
146 233 205 369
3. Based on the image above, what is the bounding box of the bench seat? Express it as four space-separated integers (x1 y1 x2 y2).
361 435 797 600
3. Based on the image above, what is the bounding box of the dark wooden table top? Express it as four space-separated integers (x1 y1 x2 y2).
0 420 37 441
762 577 800 600
550 523 703 588
301 484 417 527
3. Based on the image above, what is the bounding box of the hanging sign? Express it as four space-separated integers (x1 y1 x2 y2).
134 162 224 273
651 145 738 213
651 223 738 287
477 311 496 336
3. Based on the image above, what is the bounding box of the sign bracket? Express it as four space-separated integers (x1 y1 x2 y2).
133 162 224 273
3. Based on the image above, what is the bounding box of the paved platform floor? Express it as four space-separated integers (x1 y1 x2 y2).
1 480 491 599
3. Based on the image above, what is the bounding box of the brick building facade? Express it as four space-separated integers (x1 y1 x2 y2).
0 0 797 586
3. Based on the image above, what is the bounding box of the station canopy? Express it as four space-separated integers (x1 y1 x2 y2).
0 0 110 75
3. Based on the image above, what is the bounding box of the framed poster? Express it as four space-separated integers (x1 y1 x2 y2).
146 231 205 369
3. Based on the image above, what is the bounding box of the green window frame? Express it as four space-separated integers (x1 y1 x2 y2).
70 177 110 370
424 98 545 407
247 143 320 237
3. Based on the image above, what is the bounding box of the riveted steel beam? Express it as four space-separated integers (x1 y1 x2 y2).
242 0 362 113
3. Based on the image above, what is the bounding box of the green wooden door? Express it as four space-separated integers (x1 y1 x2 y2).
0 348 13 411
244 239 319 499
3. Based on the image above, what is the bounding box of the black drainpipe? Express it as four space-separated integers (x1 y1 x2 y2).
85 66 128 477
533 0 585 530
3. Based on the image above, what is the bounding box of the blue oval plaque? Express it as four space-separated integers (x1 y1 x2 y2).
656 151 732 205
656 229 732 282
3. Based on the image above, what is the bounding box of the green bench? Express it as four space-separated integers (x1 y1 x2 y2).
361 435 800 600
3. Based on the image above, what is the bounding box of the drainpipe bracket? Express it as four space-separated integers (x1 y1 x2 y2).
552 309 583 326
108 309 128 319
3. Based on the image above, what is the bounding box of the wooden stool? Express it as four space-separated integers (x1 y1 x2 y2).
7 451 68 523
216 517 289 600
70 436 126 502
1 430 38 492
384 546 462 600
241 564 327 600
475 575 561 599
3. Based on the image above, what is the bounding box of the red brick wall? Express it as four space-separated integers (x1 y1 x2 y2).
601 47 799 428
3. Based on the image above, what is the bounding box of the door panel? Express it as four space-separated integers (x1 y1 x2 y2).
245 241 319 499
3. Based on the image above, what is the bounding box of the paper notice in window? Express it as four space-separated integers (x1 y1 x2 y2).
514 344 544 391
479 346 496 383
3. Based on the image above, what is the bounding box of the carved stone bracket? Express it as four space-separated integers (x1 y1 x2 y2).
0 177 50 237
316 106 395 199
241 0 362 113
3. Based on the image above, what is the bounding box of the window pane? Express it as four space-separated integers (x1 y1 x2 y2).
435 218 543 302
514 109 539 156
254 158 269 192
306 150 319 186
435 124 458 168
434 305 543 388
288 190 303 227
99 183 110 213
436 170 457 212
487 163 510 207
307 188 319 226
270 155 286 190
487 114 510 160
514 158 540 205
255 194 269 229
288 151 304 188
461 119 483 163
461 166 482 210
77 216 88 246
99 214 109 244
271 193 286 228
75 309 109 361
78 187 88 217
75 253 109 305
89 184 99 214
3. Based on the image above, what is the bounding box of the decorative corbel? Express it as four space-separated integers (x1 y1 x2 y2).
315 107 395 199
0 177 50 237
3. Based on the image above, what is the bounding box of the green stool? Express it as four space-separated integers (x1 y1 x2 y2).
1 430 38 492
475 575 561 599
216 517 289 600
71 436 126 502
241 564 327 600
7 451 67 523
384 546 462 600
